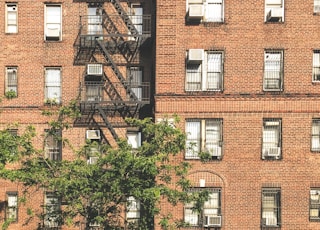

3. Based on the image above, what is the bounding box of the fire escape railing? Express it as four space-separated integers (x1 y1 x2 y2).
73 1 152 142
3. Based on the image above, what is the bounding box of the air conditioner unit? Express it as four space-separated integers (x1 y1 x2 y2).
87 64 103 76
188 49 204 63
88 156 99 165
204 215 221 227
265 217 277 226
206 146 222 158
86 130 101 140
264 147 281 157
188 5 204 20
46 28 60 37
266 8 283 22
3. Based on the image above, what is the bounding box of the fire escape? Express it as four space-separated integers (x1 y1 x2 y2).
72 0 152 144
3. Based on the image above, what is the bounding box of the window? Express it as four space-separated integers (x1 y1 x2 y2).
187 0 224 23
126 196 141 222
44 192 60 228
261 188 281 227
5 67 18 96
85 83 103 102
128 67 143 101
5 3 18 33
262 119 282 159
265 0 284 22
186 50 224 91
315 0 320 13
264 50 283 91
44 130 61 161
45 5 61 41
129 3 143 39
205 0 224 22
45 68 61 104
310 188 320 221
313 50 320 82
127 131 141 149
88 5 103 37
6 192 18 222
184 188 222 227
185 119 223 160
312 119 320 151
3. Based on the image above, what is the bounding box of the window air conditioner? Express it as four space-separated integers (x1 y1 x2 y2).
88 156 99 165
188 5 204 20
87 64 103 76
264 147 280 157
86 130 101 140
188 49 204 63
265 217 277 226
46 28 60 37
206 146 222 158
266 8 283 22
204 215 221 227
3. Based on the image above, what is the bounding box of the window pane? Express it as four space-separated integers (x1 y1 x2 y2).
186 64 202 91
264 51 282 90
46 6 61 23
207 53 222 90
45 69 61 102
206 1 223 22
186 121 201 158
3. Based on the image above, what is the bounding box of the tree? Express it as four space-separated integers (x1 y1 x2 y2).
0 101 199 230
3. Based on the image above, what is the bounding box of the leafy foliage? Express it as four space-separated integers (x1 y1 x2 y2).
0 102 203 229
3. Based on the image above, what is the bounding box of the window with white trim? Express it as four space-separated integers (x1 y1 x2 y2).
44 192 60 228
126 196 141 222
315 0 320 13
261 188 281 227
5 67 18 96
264 50 283 91
205 0 224 22
185 119 223 160
265 0 284 22
313 50 320 82
187 0 224 23
310 188 320 221
45 68 61 104
128 67 143 101
311 119 320 151
186 50 224 91
44 129 61 161
88 5 103 37
127 131 141 149
45 5 61 41
262 119 282 160
6 192 18 222
184 188 222 227
5 3 18 33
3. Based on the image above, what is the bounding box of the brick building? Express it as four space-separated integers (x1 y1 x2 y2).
155 0 320 229
1 0 320 230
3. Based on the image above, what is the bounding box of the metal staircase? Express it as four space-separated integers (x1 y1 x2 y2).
73 0 152 143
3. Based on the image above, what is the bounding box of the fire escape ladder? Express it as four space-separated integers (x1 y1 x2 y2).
102 72 123 102
97 105 119 141
101 11 137 62
110 0 140 37
96 39 139 102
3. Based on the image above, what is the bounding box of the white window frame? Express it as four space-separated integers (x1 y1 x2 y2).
44 192 60 228
313 50 320 82
261 188 281 227
45 4 62 41
5 3 18 33
127 131 141 149
312 119 320 152
5 67 18 95
263 50 283 91
44 129 61 161
205 0 224 22
6 192 18 222
265 0 284 22
45 67 61 104
184 188 221 227
315 0 320 13
185 119 223 160
262 119 282 159
186 51 224 92
310 188 320 221
126 196 141 221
